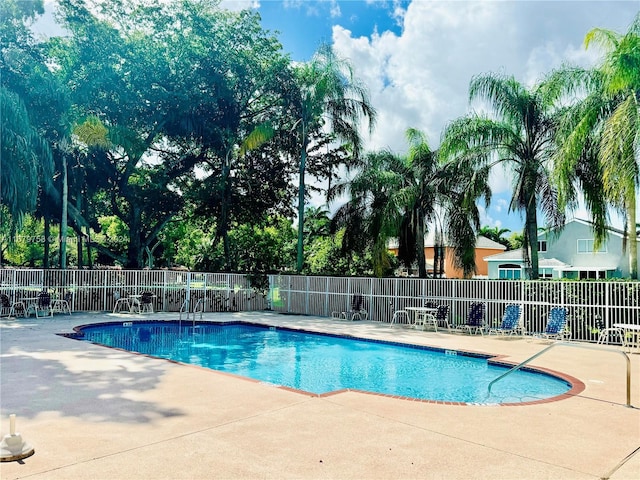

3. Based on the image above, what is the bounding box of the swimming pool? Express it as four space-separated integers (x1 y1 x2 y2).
72 321 575 404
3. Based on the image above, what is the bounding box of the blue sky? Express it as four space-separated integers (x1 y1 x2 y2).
257 0 408 61
37 1 640 234
233 0 638 234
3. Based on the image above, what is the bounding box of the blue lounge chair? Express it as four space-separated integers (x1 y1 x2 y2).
457 302 486 335
488 304 523 336
434 304 451 331
530 307 569 341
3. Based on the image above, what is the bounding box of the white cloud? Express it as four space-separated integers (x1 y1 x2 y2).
329 0 342 18
220 0 261 11
330 0 637 230
333 1 637 148
334 0 636 155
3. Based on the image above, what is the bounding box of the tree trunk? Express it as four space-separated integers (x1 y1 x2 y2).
86 226 93 268
628 196 638 280
525 202 539 280
76 196 83 268
126 206 143 268
60 154 68 269
220 150 232 271
416 214 427 278
296 141 308 273
43 217 50 269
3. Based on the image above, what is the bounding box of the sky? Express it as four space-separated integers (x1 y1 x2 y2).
36 0 640 234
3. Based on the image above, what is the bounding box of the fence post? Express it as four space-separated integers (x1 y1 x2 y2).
306 276 310 315
162 270 167 312
325 277 330 317
605 282 611 329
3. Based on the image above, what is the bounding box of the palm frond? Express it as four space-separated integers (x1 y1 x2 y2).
239 123 275 157
73 115 110 148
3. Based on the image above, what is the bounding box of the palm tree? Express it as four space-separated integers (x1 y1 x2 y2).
304 206 331 241
291 43 376 273
333 128 485 278
330 150 401 277
441 74 565 279
0 88 52 227
479 225 512 249
546 14 640 279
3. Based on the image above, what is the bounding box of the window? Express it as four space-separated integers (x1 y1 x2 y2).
577 239 607 254
579 270 606 280
498 264 522 280
537 240 547 253
539 268 553 279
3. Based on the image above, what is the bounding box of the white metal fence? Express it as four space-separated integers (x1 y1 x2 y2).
1 269 638 343
269 275 640 343
0 269 267 314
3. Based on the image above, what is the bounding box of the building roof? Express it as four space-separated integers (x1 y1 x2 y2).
483 249 524 262
483 249 570 268
542 218 640 241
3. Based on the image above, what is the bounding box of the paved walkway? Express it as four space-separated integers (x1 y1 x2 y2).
1 311 639 479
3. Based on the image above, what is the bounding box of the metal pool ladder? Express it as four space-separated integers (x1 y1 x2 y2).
487 342 634 408
179 298 206 331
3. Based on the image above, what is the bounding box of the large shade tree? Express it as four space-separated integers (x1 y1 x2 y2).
291 43 376 273
0 0 56 228
441 74 565 279
49 0 295 267
547 13 640 279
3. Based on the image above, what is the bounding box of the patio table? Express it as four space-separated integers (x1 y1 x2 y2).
405 306 438 331
613 323 640 353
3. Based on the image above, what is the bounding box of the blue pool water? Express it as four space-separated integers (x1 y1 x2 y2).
74 321 572 404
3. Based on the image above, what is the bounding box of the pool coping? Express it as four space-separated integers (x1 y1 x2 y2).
62 318 586 407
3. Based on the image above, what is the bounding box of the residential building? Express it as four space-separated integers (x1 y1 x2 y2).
484 218 640 279
389 233 507 278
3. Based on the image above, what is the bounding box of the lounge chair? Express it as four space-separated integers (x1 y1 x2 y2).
434 304 451 332
457 302 486 335
529 307 569 341
51 291 72 315
36 290 54 318
391 309 410 326
0 294 26 318
331 293 368 321
487 304 523 336
140 291 154 313
113 291 132 313
594 316 625 346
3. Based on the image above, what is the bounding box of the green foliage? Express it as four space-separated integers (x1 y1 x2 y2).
190 217 296 274
441 74 566 279
0 0 60 229
95 216 128 263
40 0 298 268
305 229 376 276
479 225 512 249
1 214 87 268
508 231 525 250
292 43 377 272
3 1 637 279
548 12 640 279
334 128 484 278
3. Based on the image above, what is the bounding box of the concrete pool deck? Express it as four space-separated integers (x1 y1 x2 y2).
1 311 638 480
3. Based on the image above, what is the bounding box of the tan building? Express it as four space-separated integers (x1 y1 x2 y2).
389 234 507 278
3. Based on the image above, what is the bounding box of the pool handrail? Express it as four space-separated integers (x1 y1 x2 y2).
487 341 633 408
